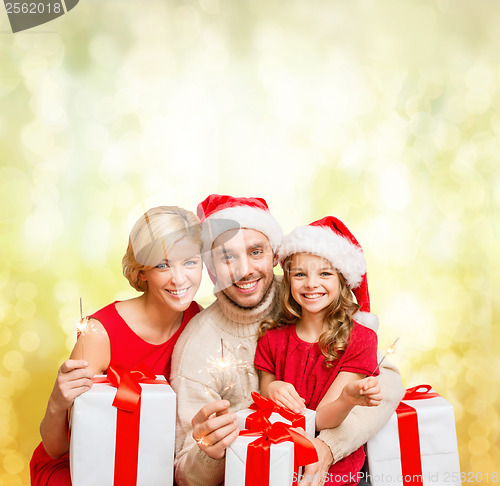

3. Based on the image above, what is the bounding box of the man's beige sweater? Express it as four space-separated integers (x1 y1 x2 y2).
170 278 405 486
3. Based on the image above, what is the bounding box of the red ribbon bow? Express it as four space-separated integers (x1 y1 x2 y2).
246 391 307 431
92 365 168 486
239 414 318 486
396 385 440 486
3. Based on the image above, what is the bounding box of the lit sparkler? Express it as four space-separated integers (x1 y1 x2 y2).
75 297 92 360
202 340 254 396
370 337 400 376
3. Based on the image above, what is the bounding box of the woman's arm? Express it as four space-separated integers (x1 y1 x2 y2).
315 372 381 431
39 318 111 458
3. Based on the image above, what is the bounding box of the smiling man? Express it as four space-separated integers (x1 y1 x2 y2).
170 195 405 486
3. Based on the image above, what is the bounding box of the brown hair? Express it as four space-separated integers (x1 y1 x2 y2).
122 206 201 292
259 254 360 366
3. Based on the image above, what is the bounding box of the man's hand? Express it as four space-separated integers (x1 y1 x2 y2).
291 429 333 486
191 400 239 460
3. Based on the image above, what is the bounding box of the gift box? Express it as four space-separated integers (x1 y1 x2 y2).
235 391 316 437
69 365 175 486
366 385 461 486
225 392 318 486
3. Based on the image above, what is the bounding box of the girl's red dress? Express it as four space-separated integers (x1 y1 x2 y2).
254 321 378 486
30 300 200 486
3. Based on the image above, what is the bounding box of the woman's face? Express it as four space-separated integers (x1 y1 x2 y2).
140 236 202 311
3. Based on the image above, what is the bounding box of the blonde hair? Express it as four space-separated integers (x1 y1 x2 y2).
122 206 201 292
259 254 359 366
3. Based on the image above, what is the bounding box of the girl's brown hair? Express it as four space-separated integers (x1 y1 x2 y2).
259 254 359 366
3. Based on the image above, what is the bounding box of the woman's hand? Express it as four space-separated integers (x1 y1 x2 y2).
268 380 306 413
343 376 382 407
48 359 94 413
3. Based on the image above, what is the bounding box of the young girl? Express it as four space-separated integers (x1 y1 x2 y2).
255 216 382 486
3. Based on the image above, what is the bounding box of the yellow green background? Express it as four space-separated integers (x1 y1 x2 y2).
1 0 499 484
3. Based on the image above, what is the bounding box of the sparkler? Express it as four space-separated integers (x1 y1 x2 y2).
370 337 399 376
202 340 254 396
75 297 91 360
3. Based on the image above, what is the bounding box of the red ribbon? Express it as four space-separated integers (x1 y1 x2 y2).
396 385 439 486
92 365 168 486
239 415 318 486
246 392 307 431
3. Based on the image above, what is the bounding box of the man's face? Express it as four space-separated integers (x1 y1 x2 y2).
211 228 278 309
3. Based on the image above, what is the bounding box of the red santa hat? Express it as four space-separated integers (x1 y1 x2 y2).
197 194 283 256
278 216 378 331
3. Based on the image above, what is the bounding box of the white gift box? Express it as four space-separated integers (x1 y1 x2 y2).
69 374 175 486
236 405 316 437
226 394 317 486
226 435 296 486
366 385 461 486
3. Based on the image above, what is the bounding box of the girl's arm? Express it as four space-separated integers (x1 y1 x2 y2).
315 372 381 431
259 370 306 414
40 318 111 458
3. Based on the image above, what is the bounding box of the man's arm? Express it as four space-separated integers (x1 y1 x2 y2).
317 358 405 463
171 372 233 486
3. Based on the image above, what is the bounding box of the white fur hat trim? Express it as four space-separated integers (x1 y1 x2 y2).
201 205 283 255
278 225 366 289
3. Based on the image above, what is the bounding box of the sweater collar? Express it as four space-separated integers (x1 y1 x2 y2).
215 276 281 330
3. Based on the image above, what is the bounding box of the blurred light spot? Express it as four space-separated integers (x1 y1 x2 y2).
15 299 36 320
21 121 55 157
83 123 110 152
0 267 10 291
199 0 219 15
435 123 460 152
15 282 37 300
468 436 490 456
2 452 24 474
0 398 11 415
465 90 490 115
0 378 14 398
0 168 32 224
0 473 23 485
3 351 24 373
11 369 31 390
377 162 411 211
0 328 11 347
109 181 135 209
19 331 40 353
89 35 119 67
460 180 486 211
466 65 492 92
204 45 229 72
409 112 435 136
79 216 111 263
24 206 64 243
444 95 467 124
54 280 80 303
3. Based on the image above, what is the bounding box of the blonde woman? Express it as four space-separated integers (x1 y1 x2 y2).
31 206 203 486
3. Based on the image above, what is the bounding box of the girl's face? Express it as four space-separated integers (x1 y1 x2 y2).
139 236 203 311
289 253 340 317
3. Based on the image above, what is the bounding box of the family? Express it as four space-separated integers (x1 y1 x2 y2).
30 194 405 486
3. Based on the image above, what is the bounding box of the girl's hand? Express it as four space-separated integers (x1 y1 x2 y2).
343 376 382 407
267 381 306 413
48 359 94 414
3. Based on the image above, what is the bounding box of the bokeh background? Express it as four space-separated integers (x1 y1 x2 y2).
1 0 499 484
